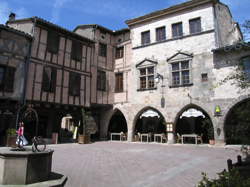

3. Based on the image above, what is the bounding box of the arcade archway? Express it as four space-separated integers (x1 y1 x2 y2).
224 99 250 144
108 110 127 139
175 105 214 143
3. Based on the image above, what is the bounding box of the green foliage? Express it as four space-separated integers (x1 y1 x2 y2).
6 128 16 136
225 100 250 144
197 169 250 187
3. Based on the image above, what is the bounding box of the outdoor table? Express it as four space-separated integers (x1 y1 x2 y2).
181 134 198 144
111 133 121 141
154 134 163 143
140 133 149 142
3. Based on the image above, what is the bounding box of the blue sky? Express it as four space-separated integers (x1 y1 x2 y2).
0 0 249 32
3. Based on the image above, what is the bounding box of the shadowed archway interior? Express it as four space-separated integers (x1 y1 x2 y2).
108 110 127 139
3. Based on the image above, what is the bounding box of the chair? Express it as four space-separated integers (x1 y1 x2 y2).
176 133 181 143
120 132 127 141
162 133 167 143
197 134 203 144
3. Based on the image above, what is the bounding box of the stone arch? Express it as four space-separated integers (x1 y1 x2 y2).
132 106 166 136
222 95 250 144
102 107 129 139
174 103 214 143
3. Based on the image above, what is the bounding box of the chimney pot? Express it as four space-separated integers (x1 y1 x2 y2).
9 12 16 22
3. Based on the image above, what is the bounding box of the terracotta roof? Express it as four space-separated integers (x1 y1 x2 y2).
126 0 219 26
7 17 95 44
0 24 32 39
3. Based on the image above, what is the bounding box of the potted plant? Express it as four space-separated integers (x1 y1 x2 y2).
6 128 17 147
78 108 90 144
208 125 215 145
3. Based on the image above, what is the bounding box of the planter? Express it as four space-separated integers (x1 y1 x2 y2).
78 135 90 144
209 139 215 145
6 136 16 147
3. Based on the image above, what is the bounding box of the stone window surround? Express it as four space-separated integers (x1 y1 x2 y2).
168 57 193 88
137 65 157 91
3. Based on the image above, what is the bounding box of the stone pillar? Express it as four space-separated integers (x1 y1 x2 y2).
213 116 225 145
167 133 174 144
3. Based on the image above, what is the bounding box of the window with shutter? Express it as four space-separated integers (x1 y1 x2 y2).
0 66 6 91
71 40 82 61
42 66 57 92
172 22 183 38
97 70 106 91
141 31 150 45
99 43 107 57
156 27 166 41
189 18 201 34
115 73 123 92
69 72 81 96
47 31 59 54
4 66 15 92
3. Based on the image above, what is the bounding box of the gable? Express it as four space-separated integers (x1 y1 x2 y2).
167 52 193 62
136 58 158 68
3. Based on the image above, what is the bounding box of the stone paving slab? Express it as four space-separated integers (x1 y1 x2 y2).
49 142 241 187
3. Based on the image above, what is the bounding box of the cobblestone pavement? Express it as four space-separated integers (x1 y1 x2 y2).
49 142 241 187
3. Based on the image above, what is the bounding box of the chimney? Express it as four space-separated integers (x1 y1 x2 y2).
9 12 16 22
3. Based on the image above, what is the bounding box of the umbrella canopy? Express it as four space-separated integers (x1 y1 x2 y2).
140 110 160 119
180 108 205 119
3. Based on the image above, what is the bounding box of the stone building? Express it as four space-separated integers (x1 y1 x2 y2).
0 24 32 145
2 0 250 145
98 0 249 144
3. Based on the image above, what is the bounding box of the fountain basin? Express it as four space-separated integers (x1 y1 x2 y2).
0 148 53 185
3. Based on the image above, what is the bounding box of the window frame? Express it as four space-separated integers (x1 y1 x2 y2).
0 65 6 91
69 72 81 96
141 31 150 45
138 66 155 90
170 60 192 87
172 22 183 38
42 66 57 93
47 30 60 54
71 40 82 61
189 17 202 34
99 43 107 57
115 73 123 93
115 46 124 59
97 70 106 91
156 26 166 42
0 65 16 92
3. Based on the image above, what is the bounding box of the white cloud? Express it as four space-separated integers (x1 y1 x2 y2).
51 0 71 23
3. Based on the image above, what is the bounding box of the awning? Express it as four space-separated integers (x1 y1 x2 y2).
140 110 160 119
180 108 205 119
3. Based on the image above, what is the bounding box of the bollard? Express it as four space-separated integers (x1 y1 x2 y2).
237 155 242 166
227 159 233 171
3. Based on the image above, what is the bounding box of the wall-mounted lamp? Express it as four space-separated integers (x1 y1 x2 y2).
166 123 173 133
154 73 164 84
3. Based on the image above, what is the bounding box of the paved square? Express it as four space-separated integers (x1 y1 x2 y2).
50 142 240 187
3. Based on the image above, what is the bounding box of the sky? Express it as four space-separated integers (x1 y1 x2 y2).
0 0 249 34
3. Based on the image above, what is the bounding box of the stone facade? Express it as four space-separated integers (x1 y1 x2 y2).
2 0 250 144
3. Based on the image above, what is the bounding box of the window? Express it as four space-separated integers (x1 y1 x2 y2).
172 22 183 38
242 56 250 80
69 72 81 96
156 27 166 41
139 66 155 89
115 73 123 92
47 31 59 54
0 66 15 92
171 61 190 86
201 73 208 82
141 31 150 45
71 40 82 61
97 70 106 91
42 66 57 92
116 47 124 59
99 43 107 57
189 18 201 34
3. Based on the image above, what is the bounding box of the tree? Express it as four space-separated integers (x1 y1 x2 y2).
242 20 250 41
